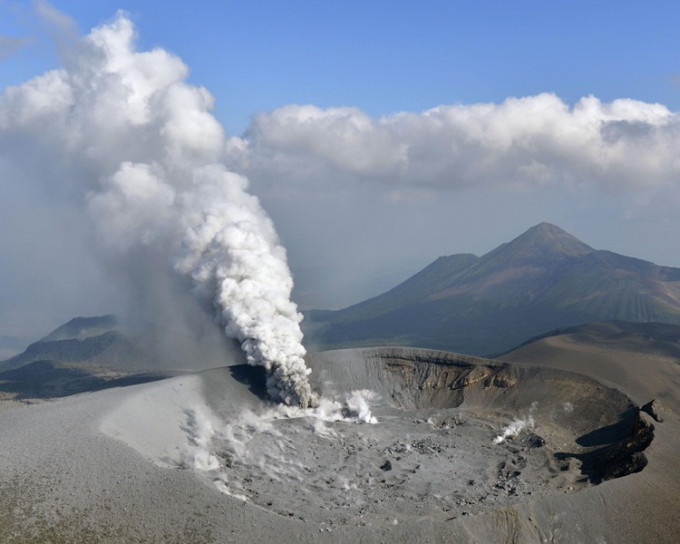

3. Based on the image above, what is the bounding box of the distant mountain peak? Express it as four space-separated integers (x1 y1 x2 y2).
523 222 576 239
41 315 119 343
498 222 593 260
304 222 680 356
526 221 565 234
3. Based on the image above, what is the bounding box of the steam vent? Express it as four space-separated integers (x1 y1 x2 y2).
185 347 653 524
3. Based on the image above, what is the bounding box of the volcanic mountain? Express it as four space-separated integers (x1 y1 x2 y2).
303 223 680 356
0 315 238 400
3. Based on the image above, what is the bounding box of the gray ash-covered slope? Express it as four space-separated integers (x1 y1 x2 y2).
0 345 669 543
500 320 680 415
304 223 680 356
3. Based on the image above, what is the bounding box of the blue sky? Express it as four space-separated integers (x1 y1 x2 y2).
3 1 680 136
1 1 680 338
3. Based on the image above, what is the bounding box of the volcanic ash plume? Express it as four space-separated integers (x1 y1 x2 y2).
0 11 315 407
174 166 315 407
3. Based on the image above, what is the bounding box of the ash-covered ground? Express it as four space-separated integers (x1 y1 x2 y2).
146 346 649 530
1 346 665 543
185 400 583 526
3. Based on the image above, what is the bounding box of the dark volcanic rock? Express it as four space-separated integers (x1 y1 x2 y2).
641 399 665 422
380 460 392 471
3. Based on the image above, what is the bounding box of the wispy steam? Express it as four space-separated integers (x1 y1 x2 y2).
182 390 379 499
493 416 535 445
0 11 315 406
493 402 538 444
0 35 29 60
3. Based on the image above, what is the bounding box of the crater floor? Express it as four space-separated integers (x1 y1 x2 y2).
0 346 666 543
198 403 586 525
187 347 651 526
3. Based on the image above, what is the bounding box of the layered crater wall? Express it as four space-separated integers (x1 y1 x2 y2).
174 347 655 524
308 348 653 483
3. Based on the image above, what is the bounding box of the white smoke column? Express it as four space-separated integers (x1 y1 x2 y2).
493 402 538 444
343 390 379 424
0 11 315 407
173 165 315 407
493 416 535 444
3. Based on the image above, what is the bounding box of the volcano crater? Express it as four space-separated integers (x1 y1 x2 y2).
196 347 653 525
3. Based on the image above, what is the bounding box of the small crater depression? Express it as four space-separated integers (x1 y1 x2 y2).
193 347 653 525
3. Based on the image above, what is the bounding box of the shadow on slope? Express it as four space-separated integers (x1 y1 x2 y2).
556 407 654 484
227 364 269 401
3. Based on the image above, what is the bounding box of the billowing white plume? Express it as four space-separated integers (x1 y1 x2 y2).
0 12 315 407
173 166 314 406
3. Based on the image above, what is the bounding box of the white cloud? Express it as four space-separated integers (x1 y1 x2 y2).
230 93 680 194
222 93 680 309
34 0 78 36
